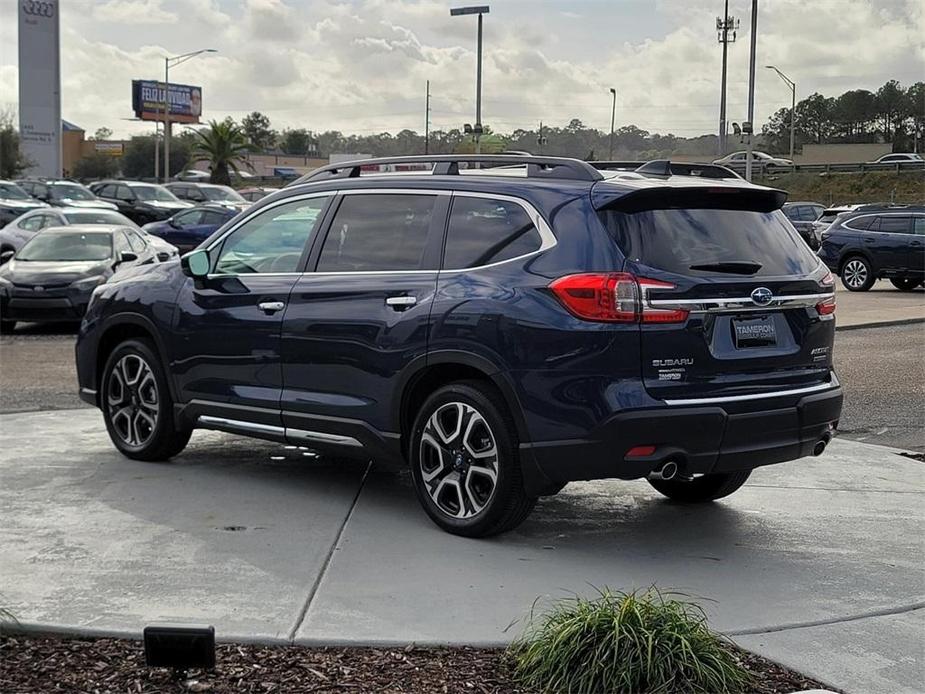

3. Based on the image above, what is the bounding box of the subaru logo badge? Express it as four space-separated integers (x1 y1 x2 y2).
750 287 773 306
34 286 45 293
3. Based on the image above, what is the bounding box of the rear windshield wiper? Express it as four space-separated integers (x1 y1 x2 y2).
689 261 763 274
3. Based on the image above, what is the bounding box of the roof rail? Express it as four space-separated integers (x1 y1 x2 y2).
592 160 742 180
291 154 604 186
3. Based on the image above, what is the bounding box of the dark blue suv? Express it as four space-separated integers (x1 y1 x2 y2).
817 205 925 291
75 156 843 537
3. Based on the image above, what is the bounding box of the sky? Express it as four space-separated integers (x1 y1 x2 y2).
1 0 922 140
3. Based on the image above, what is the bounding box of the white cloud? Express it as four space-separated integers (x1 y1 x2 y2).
1 0 921 139
93 0 178 24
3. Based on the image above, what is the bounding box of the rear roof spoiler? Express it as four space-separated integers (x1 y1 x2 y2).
592 185 788 213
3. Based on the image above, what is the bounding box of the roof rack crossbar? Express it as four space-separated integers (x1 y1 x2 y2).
293 154 604 185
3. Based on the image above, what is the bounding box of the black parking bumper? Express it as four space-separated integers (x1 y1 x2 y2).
519 385 843 495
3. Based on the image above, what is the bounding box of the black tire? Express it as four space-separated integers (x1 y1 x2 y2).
649 469 751 503
840 255 875 291
101 338 191 461
890 277 920 292
409 380 536 538
0 319 15 334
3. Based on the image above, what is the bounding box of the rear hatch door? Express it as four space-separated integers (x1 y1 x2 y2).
596 184 836 402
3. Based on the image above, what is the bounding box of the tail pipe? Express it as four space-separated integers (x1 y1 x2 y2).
813 433 833 457
648 460 679 481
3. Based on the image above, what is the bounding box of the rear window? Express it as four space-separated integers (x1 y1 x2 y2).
443 197 542 269
599 208 820 277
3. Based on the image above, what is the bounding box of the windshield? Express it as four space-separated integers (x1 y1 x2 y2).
133 185 180 202
202 186 245 202
599 207 819 277
17 231 112 261
64 210 137 227
50 183 95 201
0 183 31 200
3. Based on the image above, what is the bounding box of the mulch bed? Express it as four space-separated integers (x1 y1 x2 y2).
0 633 834 694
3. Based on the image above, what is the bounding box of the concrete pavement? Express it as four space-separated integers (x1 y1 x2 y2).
833 282 925 329
1 408 922 693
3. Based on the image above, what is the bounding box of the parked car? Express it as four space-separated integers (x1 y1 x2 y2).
238 186 279 202
0 180 49 228
0 207 177 261
0 225 161 332
782 201 825 250
870 153 924 164
16 179 118 210
89 181 192 225
174 170 212 182
163 182 250 212
142 204 238 253
75 155 842 537
273 167 300 180
713 151 793 172
818 206 925 291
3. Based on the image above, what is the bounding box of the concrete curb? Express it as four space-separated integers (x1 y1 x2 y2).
835 316 925 331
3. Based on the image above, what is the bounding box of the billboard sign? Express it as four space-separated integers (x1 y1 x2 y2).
18 0 62 177
94 142 124 156
131 80 203 123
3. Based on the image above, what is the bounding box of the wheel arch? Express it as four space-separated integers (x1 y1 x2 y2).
838 248 877 275
395 351 530 460
95 313 178 404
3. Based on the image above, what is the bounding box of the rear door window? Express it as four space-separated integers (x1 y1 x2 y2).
599 207 819 277
878 216 911 234
316 194 438 272
443 196 543 269
914 217 925 235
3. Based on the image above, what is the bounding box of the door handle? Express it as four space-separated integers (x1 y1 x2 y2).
385 295 417 310
257 301 285 314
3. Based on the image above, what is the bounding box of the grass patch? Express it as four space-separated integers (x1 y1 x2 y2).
755 170 924 206
508 588 751 694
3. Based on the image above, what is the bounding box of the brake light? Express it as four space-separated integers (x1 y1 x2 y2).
820 271 834 287
816 296 836 315
549 273 689 324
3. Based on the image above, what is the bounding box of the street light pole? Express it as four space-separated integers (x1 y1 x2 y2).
766 65 796 160
609 88 616 159
744 0 758 182
450 6 489 155
162 48 217 182
716 1 738 156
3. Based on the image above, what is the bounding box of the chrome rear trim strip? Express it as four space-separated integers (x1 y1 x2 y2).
649 292 834 313
663 378 839 406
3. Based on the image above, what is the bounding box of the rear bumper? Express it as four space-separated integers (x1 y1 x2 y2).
520 382 843 494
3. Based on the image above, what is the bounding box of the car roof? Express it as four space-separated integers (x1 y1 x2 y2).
41 224 129 234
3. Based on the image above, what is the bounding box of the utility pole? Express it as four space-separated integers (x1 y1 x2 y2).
154 121 159 179
609 88 617 159
744 0 758 182
537 121 547 153
424 80 431 154
716 1 738 157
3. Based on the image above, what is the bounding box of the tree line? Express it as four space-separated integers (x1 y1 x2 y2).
762 79 923 153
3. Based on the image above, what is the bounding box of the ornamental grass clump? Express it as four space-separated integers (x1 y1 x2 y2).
508 588 751 694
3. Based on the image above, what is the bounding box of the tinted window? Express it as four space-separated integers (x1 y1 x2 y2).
202 185 245 202
215 196 329 274
317 194 437 272
115 185 134 201
17 215 45 231
18 231 113 261
798 206 818 221
0 182 30 199
132 185 178 202
846 215 875 231
783 205 800 221
97 184 116 198
599 208 819 277
878 216 911 234
444 197 543 269
173 210 204 227
202 210 229 225
914 217 925 235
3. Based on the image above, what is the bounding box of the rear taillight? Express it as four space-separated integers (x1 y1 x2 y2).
816 296 836 315
820 271 834 287
549 273 689 324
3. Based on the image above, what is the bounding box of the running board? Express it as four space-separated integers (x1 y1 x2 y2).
197 415 363 448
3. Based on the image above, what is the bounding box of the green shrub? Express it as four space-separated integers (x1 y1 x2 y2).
508 588 750 694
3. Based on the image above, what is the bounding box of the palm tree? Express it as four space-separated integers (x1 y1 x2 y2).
190 119 253 185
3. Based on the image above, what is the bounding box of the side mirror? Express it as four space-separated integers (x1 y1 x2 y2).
181 249 210 278
119 251 138 264
156 251 171 262
0 250 14 263
169 217 180 228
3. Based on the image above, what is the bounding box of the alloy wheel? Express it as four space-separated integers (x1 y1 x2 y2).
107 354 159 447
419 402 499 519
843 259 868 289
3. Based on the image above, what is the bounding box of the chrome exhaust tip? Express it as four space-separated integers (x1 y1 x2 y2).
813 438 829 456
648 460 679 481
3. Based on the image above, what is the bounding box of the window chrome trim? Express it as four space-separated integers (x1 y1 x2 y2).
664 376 839 406
648 291 834 313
